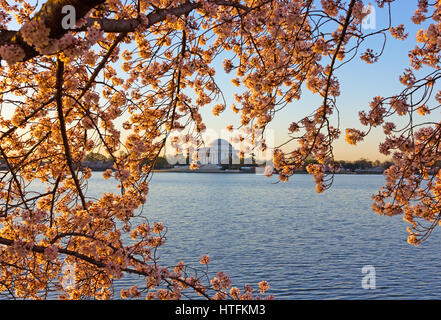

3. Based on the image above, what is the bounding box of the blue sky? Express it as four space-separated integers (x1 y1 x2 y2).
199 1 440 161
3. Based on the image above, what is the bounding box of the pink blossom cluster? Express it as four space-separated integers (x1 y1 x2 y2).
7 240 32 258
44 245 59 261
352 0 370 22
306 164 326 193
390 96 409 116
345 128 365 145
20 20 55 54
321 0 339 17
85 23 104 46
390 24 409 40
0 44 25 65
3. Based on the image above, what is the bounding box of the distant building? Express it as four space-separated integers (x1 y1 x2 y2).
198 139 240 166
368 166 384 173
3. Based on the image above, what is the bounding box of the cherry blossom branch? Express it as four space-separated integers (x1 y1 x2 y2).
0 0 106 62
0 0 250 63
55 58 87 210
0 234 211 299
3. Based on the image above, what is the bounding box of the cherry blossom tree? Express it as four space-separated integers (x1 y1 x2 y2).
0 0 439 299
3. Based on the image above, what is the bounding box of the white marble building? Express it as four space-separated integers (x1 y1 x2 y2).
197 139 240 166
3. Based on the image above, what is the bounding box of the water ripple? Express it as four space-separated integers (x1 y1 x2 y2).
81 173 441 299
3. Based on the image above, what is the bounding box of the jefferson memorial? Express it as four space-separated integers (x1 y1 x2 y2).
197 138 240 166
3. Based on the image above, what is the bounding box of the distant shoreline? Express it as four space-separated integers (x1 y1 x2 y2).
151 169 385 175
0 167 386 175
152 169 252 173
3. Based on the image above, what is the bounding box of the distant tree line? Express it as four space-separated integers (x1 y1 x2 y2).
303 158 393 171
0 153 400 173
336 159 393 171
62 153 400 172
84 152 110 162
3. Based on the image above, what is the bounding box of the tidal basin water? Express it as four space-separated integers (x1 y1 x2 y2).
83 173 441 299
